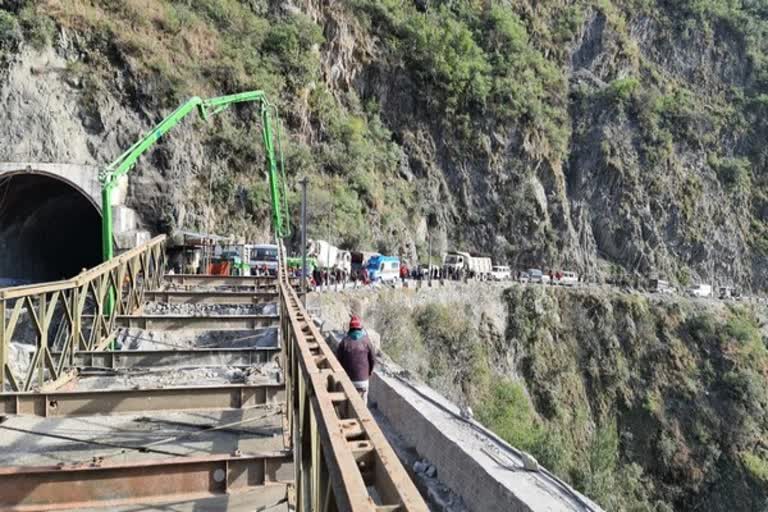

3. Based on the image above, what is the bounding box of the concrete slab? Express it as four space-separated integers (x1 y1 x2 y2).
0 407 285 467
115 327 279 350
142 302 278 316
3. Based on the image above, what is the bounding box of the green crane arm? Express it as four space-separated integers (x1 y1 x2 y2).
99 90 290 263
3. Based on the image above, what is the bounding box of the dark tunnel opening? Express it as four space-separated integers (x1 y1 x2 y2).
0 173 102 285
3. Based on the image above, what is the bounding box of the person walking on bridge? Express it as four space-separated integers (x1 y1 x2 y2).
336 316 376 404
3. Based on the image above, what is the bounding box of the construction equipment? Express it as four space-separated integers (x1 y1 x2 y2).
99 90 291 263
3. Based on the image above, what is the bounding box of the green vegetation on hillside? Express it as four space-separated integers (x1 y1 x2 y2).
0 0 417 246
378 287 768 511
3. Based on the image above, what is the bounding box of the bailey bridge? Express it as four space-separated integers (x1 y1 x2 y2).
0 238 600 510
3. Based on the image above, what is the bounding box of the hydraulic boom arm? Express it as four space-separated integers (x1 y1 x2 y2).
99 90 290 262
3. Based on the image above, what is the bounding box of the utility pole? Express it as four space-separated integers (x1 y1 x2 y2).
300 177 308 307
427 227 432 285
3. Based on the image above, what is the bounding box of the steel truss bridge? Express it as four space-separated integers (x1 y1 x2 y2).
0 236 428 511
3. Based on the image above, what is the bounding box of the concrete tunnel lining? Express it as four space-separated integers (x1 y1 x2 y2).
0 172 102 284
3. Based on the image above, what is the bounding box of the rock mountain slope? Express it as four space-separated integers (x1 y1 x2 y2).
312 283 768 511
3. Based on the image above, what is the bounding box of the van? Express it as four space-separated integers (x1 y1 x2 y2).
367 255 401 283
491 266 511 281
558 271 579 287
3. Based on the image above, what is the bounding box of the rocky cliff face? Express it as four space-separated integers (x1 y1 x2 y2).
1 0 768 288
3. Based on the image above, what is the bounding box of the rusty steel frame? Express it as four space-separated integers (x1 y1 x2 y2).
49 347 281 369
0 383 284 417
144 290 279 304
0 236 167 392
113 314 280 329
0 452 293 511
163 274 288 287
277 245 428 512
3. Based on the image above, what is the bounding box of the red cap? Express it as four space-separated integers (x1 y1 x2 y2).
349 316 363 330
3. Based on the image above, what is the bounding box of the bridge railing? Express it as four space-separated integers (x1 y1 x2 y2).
278 245 428 511
0 236 166 392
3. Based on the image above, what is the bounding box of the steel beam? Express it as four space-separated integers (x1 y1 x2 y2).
163 274 283 287
144 290 279 304
0 384 284 417
50 347 281 369
0 452 293 511
277 243 429 512
112 314 280 329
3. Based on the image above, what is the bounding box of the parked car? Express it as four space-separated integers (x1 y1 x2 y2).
557 271 579 287
491 265 512 281
518 271 530 284
528 269 550 284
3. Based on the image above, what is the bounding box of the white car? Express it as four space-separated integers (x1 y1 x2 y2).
557 271 579 287
491 265 511 281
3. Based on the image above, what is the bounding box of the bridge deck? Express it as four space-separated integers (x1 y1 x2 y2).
0 278 291 511
0 240 428 512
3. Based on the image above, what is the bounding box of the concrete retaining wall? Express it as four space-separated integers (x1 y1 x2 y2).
370 367 601 512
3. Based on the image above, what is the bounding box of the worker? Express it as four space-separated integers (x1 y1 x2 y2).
335 316 376 404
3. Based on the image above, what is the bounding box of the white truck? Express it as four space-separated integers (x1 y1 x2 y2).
688 283 712 298
248 244 278 275
442 251 493 279
307 239 352 276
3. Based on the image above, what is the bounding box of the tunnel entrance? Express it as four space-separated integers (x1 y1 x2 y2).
0 173 102 284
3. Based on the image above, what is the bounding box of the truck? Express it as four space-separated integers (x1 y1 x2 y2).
442 251 493 279
249 244 279 276
307 239 352 277
286 256 317 277
687 283 712 298
367 255 401 283
351 251 380 273
649 278 675 294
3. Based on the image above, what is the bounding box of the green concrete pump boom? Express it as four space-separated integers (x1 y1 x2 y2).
99 90 290 263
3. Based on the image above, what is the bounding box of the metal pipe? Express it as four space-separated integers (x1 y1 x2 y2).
301 177 308 307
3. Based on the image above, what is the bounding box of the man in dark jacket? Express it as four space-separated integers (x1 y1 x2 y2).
336 316 376 403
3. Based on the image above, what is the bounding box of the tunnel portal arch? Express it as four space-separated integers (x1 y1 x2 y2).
0 166 103 284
